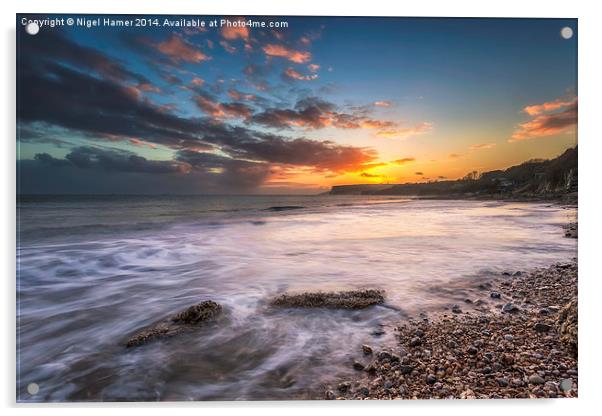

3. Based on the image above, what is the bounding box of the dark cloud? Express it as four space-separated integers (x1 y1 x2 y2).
20 30 149 84
17 28 383 193
214 132 378 173
37 146 188 174
176 150 270 189
251 96 397 131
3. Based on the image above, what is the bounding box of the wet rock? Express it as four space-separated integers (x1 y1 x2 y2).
490 292 501 299
409 336 422 347
271 289 385 309
557 298 577 356
125 300 222 348
325 390 336 400
353 361 365 371
534 322 552 333
451 305 462 314
364 361 378 374
467 346 478 355
502 303 519 313
362 344 373 355
426 374 437 385
337 382 351 393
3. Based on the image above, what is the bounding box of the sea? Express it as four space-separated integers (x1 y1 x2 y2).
16 194 577 401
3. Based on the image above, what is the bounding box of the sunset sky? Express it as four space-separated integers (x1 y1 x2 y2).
17 16 577 194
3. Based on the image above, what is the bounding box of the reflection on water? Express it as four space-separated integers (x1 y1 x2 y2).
17 196 577 401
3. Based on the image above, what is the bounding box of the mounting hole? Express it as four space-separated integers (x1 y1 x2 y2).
561 27 573 40
25 22 39 36
27 382 39 395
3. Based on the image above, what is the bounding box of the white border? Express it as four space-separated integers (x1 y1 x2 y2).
2 1 601 415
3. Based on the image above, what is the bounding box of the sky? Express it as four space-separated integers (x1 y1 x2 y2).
17 15 578 194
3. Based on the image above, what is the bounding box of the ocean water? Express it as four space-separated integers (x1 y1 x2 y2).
16 195 577 401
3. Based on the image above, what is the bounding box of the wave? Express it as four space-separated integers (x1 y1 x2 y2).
263 205 306 212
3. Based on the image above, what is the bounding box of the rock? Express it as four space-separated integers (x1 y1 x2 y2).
337 382 350 393
467 346 478 355
502 303 519 313
271 289 385 309
490 292 501 299
557 298 577 356
426 374 437 385
460 389 476 399
528 374 545 385
513 271 522 276
364 361 378 373
353 361 365 371
171 301 222 324
371 329 385 337
125 300 222 348
497 378 509 387
501 353 515 366
362 344 373 355
451 305 462 314
559 378 573 392
325 390 336 400
511 378 524 387
409 336 422 347
533 322 551 333
539 308 551 315
504 334 514 341
399 365 414 375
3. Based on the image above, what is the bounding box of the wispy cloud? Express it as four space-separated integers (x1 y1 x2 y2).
156 34 210 64
511 97 577 142
262 44 311 63
391 157 415 165
375 122 433 139
469 143 496 150
523 97 577 116
220 18 250 41
283 67 318 81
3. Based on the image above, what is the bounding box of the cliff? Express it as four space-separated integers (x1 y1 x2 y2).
328 147 577 199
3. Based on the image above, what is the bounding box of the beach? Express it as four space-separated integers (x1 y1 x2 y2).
327 261 578 399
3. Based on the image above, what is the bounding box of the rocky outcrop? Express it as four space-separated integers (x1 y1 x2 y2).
557 298 578 357
125 300 222 348
271 289 385 309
